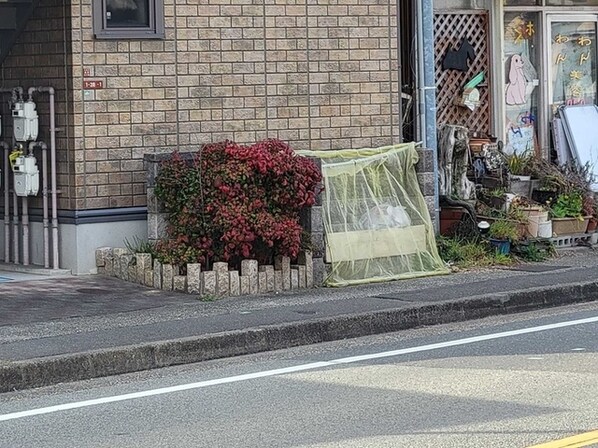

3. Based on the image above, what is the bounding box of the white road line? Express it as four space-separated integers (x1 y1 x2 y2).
1 315 597 423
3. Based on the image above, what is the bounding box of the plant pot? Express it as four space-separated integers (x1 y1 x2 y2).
587 217 598 233
532 189 558 206
520 207 549 238
481 176 503 189
440 206 465 236
509 175 532 198
489 238 511 255
538 220 553 238
551 216 591 236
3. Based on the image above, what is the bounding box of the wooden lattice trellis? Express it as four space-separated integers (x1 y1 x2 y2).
434 11 492 136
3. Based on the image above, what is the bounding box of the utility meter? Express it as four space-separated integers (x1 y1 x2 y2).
12 154 39 197
12 101 39 142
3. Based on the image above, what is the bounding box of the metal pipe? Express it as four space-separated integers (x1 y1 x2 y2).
417 0 440 232
0 88 23 263
22 196 29 266
14 87 24 102
395 0 403 142
1 142 9 262
0 87 21 103
21 143 36 266
30 86 59 269
31 141 50 268
12 191 18 264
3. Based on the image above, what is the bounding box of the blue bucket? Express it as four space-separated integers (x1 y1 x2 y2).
489 238 511 255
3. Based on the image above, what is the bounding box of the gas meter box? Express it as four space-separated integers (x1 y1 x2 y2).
12 101 39 142
13 155 39 197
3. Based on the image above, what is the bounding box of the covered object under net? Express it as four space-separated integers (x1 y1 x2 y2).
298 143 448 287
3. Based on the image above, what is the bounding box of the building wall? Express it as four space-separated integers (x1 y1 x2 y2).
0 0 75 210
73 0 401 210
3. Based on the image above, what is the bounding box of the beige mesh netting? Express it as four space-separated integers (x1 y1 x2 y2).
298 143 448 287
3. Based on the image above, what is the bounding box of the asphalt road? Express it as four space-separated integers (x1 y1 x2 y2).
1 302 597 448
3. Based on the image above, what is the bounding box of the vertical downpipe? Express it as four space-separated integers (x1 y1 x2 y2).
22 195 29 266
12 192 19 264
41 143 50 268
30 87 59 269
418 0 440 232
48 88 59 269
1 142 10 262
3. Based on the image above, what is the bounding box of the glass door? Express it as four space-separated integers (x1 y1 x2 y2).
548 16 598 114
503 12 542 155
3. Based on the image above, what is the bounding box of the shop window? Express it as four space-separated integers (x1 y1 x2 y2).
503 12 541 155
550 20 598 109
93 0 164 39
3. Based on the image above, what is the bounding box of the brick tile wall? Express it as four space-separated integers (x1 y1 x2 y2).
0 0 75 209
2 0 401 211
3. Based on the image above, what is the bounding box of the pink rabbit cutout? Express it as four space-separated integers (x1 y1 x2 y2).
506 54 526 106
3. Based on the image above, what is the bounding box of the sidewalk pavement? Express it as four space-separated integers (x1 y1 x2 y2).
1 249 598 393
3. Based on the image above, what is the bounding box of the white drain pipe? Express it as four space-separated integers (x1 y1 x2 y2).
29 141 50 268
28 86 59 269
12 190 18 264
0 87 22 264
1 142 9 263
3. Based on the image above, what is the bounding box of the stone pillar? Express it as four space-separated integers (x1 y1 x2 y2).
240 275 250 295
241 259 259 295
153 259 163 289
275 256 291 290
229 271 240 296
187 263 202 294
162 264 174 291
202 271 216 296
416 147 438 231
95 247 113 275
298 251 313 288
173 275 187 292
136 253 152 285
144 271 154 287
290 268 299 289
214 262 229 296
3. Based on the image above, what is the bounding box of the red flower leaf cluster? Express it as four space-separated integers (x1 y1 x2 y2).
154 139 322 268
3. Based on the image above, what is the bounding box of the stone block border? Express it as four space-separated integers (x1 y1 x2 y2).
95 247 314 297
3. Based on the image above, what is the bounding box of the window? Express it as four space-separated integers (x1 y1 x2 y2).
93 0 164 39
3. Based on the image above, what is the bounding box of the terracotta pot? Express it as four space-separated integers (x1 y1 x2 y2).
587 217 598 233
440 207 465 236
551 217 591 236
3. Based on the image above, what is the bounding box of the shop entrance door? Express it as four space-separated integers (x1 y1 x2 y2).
547 15 598 116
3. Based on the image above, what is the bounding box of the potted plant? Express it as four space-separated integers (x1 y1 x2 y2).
550 192 590 235
510 197 548 238
507 152 533 198
480 188 506 210
488 219 520 255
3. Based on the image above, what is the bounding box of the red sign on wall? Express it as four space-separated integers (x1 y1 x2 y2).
83 80 104 90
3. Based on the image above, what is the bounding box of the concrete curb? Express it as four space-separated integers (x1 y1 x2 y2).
2 280 598 393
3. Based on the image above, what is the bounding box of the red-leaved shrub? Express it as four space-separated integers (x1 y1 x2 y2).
154 139 322 268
